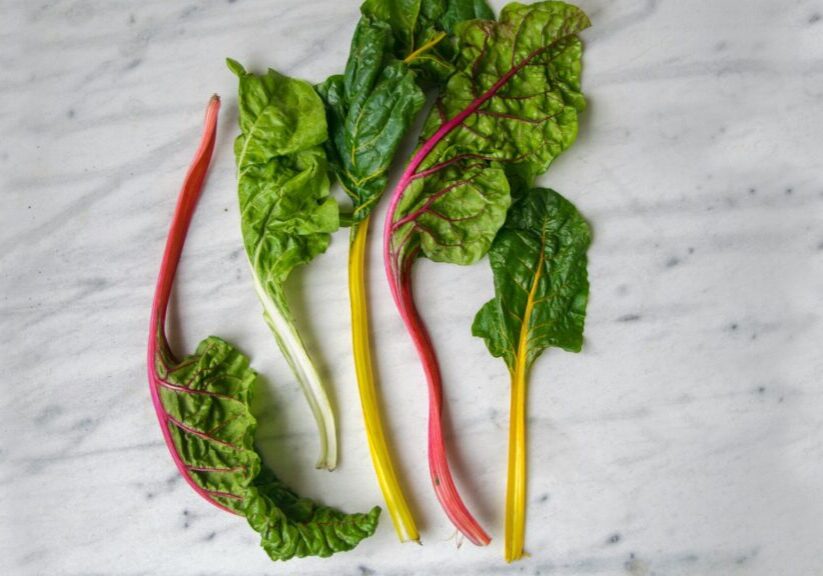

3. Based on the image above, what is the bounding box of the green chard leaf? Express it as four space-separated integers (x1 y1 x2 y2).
316 17 425 224
229 59 339 471
155 336 380 560
361 0 495 83
388 0 590 268
317 0 495 224
230 59 337 279
472 189 590 370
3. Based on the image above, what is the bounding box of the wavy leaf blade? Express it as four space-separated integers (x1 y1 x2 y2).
389 1 590 266
157 337 381 560
156 337 259 512
362 0 495 82
472 188 590 369
230 59 339 470
317 18 425 223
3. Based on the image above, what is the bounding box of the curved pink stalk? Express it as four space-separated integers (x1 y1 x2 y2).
382 44 558 546
146 96 235 514
399 249 491 546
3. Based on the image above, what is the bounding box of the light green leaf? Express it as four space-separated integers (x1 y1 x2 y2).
472 189 590 370
156 336 380 560
230 59 339 470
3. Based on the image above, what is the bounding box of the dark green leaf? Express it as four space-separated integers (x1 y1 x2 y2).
317 18 425 223
426 0 495 33
156 336 380 560
360 0 422 55
361 0 495 82
472 189 590 370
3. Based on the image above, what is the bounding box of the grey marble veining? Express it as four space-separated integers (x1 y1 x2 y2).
1 0 822 575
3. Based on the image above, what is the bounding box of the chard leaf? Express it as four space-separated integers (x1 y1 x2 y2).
317 18 425 223
229 59 339 470
361 0 494 83
388 0 590 267
155 336 380 560
427 0 496 33
360 0 422 53
318 0 495 223
230 59 338 282
472 189 590 370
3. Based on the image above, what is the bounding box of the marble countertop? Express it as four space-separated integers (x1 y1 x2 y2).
2 0 822 574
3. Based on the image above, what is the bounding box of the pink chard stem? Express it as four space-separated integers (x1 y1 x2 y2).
398 251 491 546
382 43 557 546
146 96 235 514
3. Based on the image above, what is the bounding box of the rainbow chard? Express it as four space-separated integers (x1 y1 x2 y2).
147 97 380 561
383 1 589 545
473 189 590 562
228 59 340 470
317 0 493 543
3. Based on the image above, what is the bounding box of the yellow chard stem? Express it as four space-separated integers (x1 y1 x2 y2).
505 357 529 562
403 31 446 64
349 216 419 543
506 249 543 562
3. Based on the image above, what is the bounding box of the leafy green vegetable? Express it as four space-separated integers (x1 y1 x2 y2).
317 17 426 225
472 188 590 562
315 0 494 543
361 0 495 82
157 338 381 560
228 59 340 470
473 188 590 369
388 0 590 268
147 97 379 563
382 0 589 545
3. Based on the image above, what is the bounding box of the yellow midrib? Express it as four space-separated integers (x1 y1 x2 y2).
505 245 544 562
349 217 419 543
403 31 447 64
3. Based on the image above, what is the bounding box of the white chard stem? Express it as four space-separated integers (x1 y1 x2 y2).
252 272 338 470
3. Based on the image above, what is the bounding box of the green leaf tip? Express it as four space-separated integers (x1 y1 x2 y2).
226 57 245 77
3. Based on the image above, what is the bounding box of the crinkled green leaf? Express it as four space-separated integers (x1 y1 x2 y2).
425 0 495 33
316 18 425 223
391 1 589 266
156 336 380 560
230 59 339 285
229 59 339 471
395 150 511 264
472 189 590 370
361 0 494 83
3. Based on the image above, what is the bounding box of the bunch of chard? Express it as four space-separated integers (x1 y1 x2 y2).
382 0 592 552
317 0 495 544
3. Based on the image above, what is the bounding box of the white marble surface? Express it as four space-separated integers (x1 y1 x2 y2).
2 0 822 574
